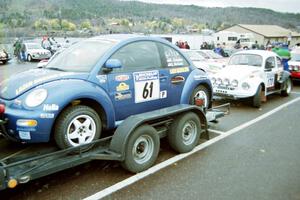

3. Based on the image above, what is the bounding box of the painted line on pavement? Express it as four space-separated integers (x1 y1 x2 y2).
208 129 226 135
84 96 300 200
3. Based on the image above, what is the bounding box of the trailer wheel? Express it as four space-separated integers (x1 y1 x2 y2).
168 112 201 153
54 105 101 151
122 125 160 173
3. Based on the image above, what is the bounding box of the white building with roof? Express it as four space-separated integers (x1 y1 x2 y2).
217 24 300 47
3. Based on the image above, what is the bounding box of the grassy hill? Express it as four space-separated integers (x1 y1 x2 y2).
0 0 299 37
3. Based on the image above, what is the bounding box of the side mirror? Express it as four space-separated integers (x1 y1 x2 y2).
105 59 122 69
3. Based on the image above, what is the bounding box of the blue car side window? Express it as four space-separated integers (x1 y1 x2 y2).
110 41 162 72
158 44 189 68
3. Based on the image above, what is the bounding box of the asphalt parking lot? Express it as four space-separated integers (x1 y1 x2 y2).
0 59 300 200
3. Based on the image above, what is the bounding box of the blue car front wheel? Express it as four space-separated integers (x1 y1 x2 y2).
54 105 102 150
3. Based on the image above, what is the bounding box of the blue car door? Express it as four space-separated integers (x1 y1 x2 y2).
157 43 191 105
106 41 171 122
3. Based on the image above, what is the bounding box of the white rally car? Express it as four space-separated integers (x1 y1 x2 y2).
211 50 292 107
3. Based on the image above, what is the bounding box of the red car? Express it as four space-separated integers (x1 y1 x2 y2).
288 49 300 80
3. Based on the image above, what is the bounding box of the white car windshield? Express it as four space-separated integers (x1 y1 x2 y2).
27 43 43 49
228 54 262 67
184 51 206 61
46 40 116 72
291 52 300 61
205 51 223 59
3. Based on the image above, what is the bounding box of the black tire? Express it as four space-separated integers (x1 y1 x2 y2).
281 78 292 97
252 85 262 108
54 105 101 150
189 85 211 109
27 54 32 62
168 112 201 153
121 125 160 173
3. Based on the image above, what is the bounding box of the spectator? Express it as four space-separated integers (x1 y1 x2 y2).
252 41 259 49
234 39 241 49
273 46 291 71
13 38 21 60
214 43 225 57
200 42 209 49
184 41 190 49
20 41 26 61
41 36 51 50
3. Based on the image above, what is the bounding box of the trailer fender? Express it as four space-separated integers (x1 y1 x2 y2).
109 104 207 160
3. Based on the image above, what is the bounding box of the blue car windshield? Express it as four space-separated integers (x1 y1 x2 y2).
229 54 262 67
46 40 116 72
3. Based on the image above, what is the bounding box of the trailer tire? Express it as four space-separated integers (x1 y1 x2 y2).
54 105 101 151
121 125 160 173
168 112 201 153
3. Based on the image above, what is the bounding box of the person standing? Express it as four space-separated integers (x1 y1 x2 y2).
273 45 291 71
13 38 21 60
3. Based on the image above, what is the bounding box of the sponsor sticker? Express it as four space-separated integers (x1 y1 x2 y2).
16 73 75 95
116 82 130 91
194 75 208 80
115 75 130 82
133 70 160 103
19 131 31 140
17 127 36 132
40 113 55 119
160 90 167 99
43 104 59 111
115 91 132 101
96 75 107 83
169 67 189 74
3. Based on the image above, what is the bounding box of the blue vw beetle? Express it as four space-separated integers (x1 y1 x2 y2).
0 35 212 149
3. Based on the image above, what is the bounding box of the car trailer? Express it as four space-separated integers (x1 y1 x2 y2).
0 103 229 190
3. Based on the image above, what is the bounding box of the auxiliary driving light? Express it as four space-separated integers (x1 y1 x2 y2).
16 119 37 127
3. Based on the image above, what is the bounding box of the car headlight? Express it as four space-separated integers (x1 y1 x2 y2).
223 78 230 86
25 89 48 107
231 79 238 87
242 82 250 90
211 77 216 85
216 78 222 85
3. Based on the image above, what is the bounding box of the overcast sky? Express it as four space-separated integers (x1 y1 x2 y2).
128 0 300 13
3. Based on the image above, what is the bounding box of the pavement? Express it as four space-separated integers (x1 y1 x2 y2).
0 59 300 200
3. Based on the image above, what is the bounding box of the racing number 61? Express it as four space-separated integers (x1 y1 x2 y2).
143 81 153 99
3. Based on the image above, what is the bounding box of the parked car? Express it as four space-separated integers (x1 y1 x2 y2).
196 49 228 67
182 49 223 76
24 42 52 61
288 49 300 80
210 50 292 107
0 49 10 64
0 35 212 149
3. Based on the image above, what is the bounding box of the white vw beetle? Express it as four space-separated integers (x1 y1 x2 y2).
211 50 292 107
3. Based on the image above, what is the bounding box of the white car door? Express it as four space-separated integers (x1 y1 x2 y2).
264 56 277 93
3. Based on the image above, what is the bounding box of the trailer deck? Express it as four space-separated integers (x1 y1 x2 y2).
0 103 229 190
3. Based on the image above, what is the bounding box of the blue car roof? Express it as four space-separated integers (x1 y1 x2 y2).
86 34 169 44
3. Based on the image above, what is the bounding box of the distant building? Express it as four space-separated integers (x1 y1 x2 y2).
217 24 300 46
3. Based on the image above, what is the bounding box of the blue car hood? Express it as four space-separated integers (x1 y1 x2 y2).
0 68 89 100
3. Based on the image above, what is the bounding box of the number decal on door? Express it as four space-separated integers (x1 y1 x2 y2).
143 81 154 99
266 72 275 87
134 71 160 103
